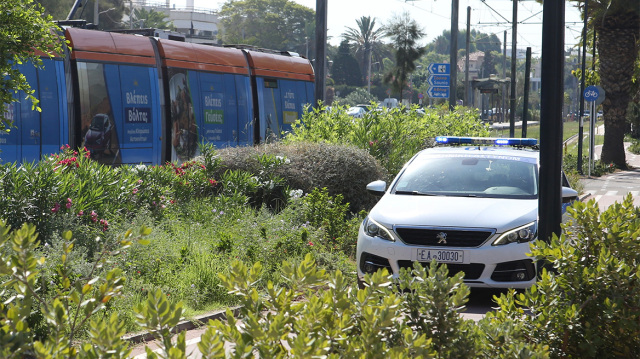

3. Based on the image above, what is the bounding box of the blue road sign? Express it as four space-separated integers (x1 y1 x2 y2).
428 63 450 74
427 74 450 87
427 86 449 98
584 85 599 102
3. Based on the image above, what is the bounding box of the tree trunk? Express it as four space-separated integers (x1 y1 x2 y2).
598 12 640 169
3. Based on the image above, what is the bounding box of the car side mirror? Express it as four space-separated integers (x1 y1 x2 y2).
561 186 578 203
366 180 387 196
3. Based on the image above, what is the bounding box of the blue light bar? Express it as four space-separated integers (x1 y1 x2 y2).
435 136 538 147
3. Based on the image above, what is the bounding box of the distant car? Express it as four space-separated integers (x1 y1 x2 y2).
84 114 113 154
347 106 367 118
356 136 578 289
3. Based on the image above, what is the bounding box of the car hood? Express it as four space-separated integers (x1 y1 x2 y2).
369 194 537 233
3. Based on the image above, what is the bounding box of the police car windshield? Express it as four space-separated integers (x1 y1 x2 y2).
392 154 538 199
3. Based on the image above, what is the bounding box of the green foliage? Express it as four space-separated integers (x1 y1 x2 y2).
629 138 640 154
214 141 387 212
131 8 176 31
333 87 378 107
563 152 617 177
341 15 386 84
218 0 314 53
0 222 151 358
286 104 490 176
1 0 67 132
135 288 186 358
383 12 426 101
199 253 547 358
299 187 362 257
489 196 640 358
332 40 363 86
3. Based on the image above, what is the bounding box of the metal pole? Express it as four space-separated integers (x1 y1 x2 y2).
539 0 565 243
522 47 531 138
449 0 459 110
509 0 518 137
577 0 588 174
465 6 470 106
502 31 507 123
314 0 327 106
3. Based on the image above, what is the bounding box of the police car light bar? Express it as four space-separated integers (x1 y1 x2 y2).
435 136 538 147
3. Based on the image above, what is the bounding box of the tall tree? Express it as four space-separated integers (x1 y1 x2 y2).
36 0 124 29
383 12 425 102
572 0 640 168
342 16 385 90
130 8 175 30
35 0 74 20
219 0 314 52
1 0 66 132
332 40 363 86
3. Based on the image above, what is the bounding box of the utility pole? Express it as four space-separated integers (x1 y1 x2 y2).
449 0 459 110
522 47 531 137
314 0 327 106
503 31 507 123
509 0 518 137
577 0 588 174
539 0 565 244
465 6 470 106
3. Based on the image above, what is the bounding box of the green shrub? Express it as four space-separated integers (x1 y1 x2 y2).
489 195 640 358
563 152 616 177
213 142 388 212
286 104 490 176
198 254 548 358
628 138 640 155
0 221 151 358
298 187 363 258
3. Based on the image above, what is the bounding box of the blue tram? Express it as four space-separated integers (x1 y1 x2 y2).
0 28 315 165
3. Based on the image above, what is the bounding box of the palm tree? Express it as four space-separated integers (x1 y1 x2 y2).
383 12 425 102
342 16 385 92
573 0 639 168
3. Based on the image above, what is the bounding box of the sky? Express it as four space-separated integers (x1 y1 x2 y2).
168 0 585 55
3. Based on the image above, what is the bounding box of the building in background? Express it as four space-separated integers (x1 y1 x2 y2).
130 0 221 45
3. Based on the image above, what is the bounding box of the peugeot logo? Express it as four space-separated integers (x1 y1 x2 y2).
436 232 448 244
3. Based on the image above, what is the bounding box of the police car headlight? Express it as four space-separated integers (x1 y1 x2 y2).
363 217 395 242
493 221 537 245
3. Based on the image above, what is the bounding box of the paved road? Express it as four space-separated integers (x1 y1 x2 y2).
580 142 640 210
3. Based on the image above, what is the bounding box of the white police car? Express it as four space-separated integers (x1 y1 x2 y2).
356 136 578 288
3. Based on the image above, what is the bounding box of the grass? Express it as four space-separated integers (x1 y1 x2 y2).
489 120 582 142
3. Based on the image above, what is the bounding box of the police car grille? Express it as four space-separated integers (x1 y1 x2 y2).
395 228 493 247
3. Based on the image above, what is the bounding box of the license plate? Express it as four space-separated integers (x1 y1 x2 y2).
416 249 464 263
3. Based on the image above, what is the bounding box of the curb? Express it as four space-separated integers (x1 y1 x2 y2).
122 306 242 345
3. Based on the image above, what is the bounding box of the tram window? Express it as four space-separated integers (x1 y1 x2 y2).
264 79 278 89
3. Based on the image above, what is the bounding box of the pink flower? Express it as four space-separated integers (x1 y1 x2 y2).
91 211 98 222
132 188 139 194
51 203 61 213
77 210 84 217
138 179 143 184
66 198 72 209
308 241 313 246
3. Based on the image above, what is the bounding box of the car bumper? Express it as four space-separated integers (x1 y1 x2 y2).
356 225 537 289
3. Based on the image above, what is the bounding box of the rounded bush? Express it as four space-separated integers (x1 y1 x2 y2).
213 142 388 212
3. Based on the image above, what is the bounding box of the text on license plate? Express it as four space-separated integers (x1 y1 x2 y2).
417 249 464 263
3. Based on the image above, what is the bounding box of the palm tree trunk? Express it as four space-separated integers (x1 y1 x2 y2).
598 13 639 169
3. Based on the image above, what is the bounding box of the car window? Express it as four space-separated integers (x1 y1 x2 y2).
393 154 538 199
